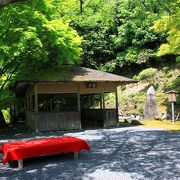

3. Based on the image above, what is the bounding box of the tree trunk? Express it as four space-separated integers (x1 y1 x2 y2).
80 0 83 13
0 110 7 127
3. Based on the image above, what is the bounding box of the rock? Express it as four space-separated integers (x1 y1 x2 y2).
131 120 142 125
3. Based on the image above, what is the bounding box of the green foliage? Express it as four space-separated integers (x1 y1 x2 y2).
152 5 180 62
0 90 15 109
120 66 180 115
0 0 179 121
0 0 82 78
0 0 82 111
111 1 166 68
2 109 10 123
135 68 158 80
56 0 177 70
169 75 180 104
137 49 155 64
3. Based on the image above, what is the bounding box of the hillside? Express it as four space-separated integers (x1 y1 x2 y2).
106 65 179 119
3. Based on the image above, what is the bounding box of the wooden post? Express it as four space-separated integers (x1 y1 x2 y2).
100 94 102 109
102 92 106 128
34 84 38 113
77 84 81 129
26 95 28 111
23 98 26 112
18 160 23 169
172 102 175 124
30 95 32 111
74 152 78 160
50 99 52 112
34 84 39 132
15 102 17 116
115 87 119 127
88 95 91 109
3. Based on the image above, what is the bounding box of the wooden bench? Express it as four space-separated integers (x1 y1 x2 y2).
0 136 90 169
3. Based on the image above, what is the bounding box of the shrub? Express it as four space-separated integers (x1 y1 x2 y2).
136 68 157 80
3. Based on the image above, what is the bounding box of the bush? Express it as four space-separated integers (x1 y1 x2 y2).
136 68 157 80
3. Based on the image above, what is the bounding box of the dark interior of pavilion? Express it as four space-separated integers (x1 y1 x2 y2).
36 93 104 129
81 94 104 129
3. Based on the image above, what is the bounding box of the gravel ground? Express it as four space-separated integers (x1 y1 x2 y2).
0 126 180 180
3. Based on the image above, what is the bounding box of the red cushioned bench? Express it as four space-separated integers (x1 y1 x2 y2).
0 136 90 169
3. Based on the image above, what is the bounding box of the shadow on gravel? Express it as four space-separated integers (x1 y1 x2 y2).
0 127 180 180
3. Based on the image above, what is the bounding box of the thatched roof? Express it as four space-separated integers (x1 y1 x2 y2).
16 66 136 83
14 66 136 95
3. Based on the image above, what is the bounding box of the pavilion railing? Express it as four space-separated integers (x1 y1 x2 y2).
26 111 36 131
104 109 118 127
26 111 81 132
38 111 80 131
26 109 117 132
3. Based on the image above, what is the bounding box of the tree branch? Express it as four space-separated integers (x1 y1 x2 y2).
79 0 84 14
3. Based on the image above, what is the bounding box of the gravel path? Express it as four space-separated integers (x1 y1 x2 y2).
0 126 180 180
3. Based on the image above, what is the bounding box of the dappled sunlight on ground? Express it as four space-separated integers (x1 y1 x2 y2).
0 127 180 179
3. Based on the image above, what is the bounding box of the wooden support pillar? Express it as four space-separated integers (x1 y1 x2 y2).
26 95 30 111
26 96 29 111
100 94 102 109
34 84 38 113
88 95 91 109
23 98 26 112
115 87 119 127
15 102 18 116
50 99 53 112
77 84 81 129
102 92 106 128
30 95 32 111
34 84 39 132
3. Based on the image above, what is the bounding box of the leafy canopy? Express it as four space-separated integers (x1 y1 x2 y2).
152 8 180 62
52 0 176 71
0 0 82 80
0 0 82 109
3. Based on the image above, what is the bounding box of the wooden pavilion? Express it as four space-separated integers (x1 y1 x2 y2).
13 66 135 132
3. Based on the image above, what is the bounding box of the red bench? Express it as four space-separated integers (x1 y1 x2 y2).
0 136 90 169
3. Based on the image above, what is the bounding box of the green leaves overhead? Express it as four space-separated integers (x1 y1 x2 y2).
0 0 82 109
43 20 82 64
53 0 176 70
0 0 179 85
0 0 82 80
152 9 180 61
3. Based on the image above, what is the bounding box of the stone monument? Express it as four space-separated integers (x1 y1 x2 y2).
144 86 160 120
